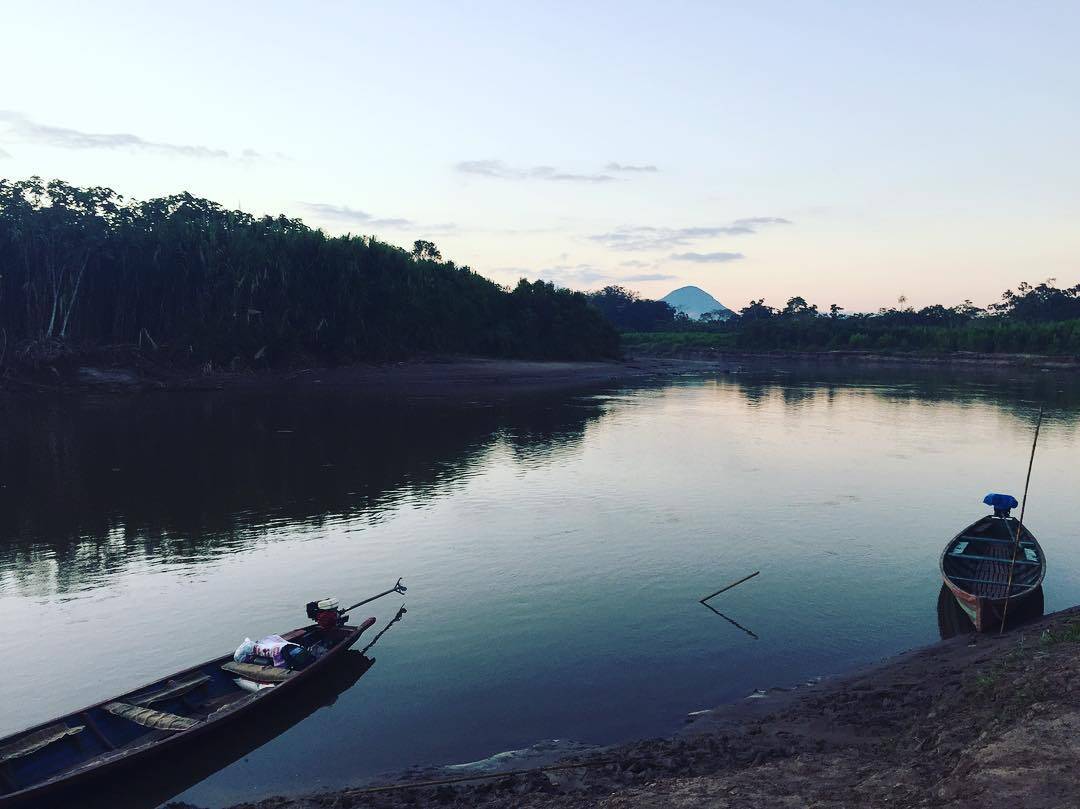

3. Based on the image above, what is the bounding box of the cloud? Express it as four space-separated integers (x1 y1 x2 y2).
299 202 458 235
536 263 612 285
670 251 745 263
0 110 231 159
624 273 677 281
605 162 659 173
299 202 413 229
496 263 675 288
590 217 791 251
456 159 616 184
0 146 10 159
732 217 791 227
239 147 291 162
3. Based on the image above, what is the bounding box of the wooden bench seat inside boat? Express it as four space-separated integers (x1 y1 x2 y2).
221 661 296 683
104 702 199 731
0 723 84 763
130 673 211 707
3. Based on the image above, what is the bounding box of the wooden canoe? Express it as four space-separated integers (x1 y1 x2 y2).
940 515 1046 632
0 617 377 808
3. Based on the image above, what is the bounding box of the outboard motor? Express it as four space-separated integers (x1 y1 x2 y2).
984 492 1019 518
305 597 346 631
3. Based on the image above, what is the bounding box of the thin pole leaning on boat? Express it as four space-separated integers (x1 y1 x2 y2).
999 407 1044 634
341 578 408 616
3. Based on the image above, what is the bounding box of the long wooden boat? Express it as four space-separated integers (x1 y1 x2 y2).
940 514 1046 632
0 615 378 808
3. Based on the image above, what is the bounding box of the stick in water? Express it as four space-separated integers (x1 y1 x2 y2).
999 406 1044 634
700 571 759 603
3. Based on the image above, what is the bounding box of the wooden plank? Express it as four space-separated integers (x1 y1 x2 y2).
130 674 211 707
949 551 1040 566
958 535 1036 546
947 575 1034 589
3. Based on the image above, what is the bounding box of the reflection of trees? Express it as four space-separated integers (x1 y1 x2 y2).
0 391 603 593
719 365 1080 433
500 402 609 465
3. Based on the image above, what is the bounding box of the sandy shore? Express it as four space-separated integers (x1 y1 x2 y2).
181 606 1080 809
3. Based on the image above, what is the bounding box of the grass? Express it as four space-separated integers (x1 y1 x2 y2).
1039 619 1080 647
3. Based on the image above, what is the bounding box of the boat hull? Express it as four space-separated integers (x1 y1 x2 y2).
942 577 1042 632
0 620 372 808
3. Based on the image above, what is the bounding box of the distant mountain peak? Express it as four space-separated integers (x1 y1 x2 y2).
661 286 730 319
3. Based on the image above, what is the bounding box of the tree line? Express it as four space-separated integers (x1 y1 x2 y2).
0 179 618 367
596 282 1080 355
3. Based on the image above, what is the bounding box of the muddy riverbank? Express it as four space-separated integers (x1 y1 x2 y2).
4 343 1079 398
0 350 731 397
195 606 1080 809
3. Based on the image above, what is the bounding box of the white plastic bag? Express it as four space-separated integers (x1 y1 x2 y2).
233 637 256 663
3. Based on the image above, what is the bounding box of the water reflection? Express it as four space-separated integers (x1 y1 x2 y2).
700 600 759 640
936 583 1045 639
4 366 1080 600
0 391 605 596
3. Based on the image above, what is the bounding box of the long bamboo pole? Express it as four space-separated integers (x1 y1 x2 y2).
998 407 1044 634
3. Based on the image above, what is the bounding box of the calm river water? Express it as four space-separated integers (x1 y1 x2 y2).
2 366 1079 807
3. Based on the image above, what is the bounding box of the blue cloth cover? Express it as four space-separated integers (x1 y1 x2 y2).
983 493 1018 511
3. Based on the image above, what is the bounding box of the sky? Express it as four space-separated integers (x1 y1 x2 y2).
1 1 1078 312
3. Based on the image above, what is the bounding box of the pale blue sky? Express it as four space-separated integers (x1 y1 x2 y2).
2 1 1077 310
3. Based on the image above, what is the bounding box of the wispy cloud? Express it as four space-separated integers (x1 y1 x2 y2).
590 217 791 251
456 160 616 184
300 202 413 229
299 201 458 234
536 263 612 285
605 162 659 173
731 217 791 228
624 273 677 281
240 147 291 162
670 251 745 263
0 146 10 159
0 110 232 159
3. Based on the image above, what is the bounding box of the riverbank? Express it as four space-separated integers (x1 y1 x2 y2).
0 349 734 397
195 606 1080 809
626 343 1080 371
4 343 1079 399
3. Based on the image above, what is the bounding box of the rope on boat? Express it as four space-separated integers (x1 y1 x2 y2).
360 603 407 656
999 406 1044 634
337 758 617 796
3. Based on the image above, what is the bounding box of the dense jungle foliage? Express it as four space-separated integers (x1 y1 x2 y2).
0 178 618 366
599 284 1080 355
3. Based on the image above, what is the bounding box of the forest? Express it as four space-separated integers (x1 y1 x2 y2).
595 284 1080 356
0 178 618 368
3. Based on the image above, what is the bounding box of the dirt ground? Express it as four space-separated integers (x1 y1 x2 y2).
191 606 1080 809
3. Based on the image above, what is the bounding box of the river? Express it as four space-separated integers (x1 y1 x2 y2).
1 365 1078 807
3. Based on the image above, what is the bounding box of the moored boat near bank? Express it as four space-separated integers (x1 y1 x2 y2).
0 582 406 808
940 501 1045 632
